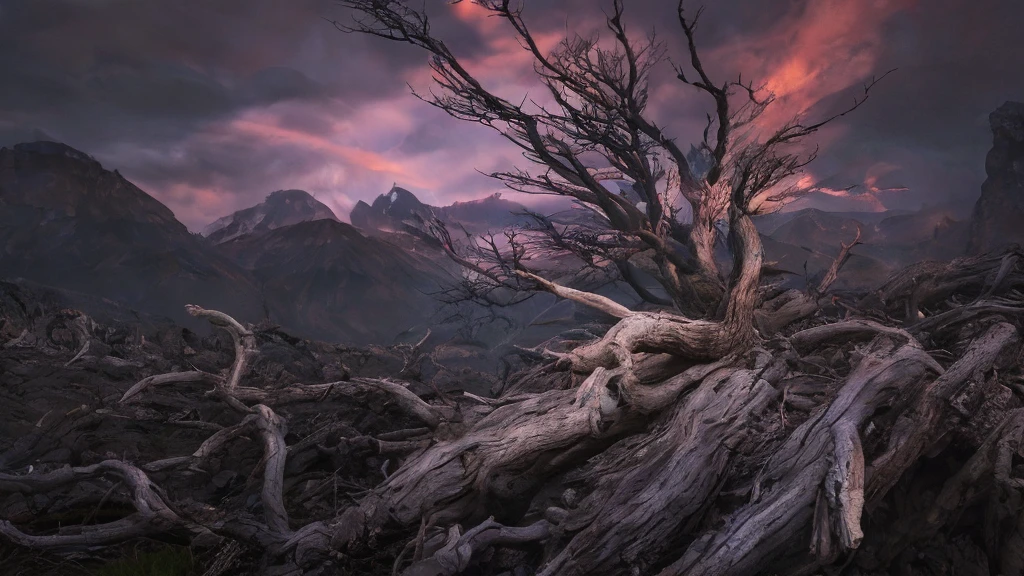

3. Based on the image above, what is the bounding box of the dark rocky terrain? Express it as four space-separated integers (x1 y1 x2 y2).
0 279 499 575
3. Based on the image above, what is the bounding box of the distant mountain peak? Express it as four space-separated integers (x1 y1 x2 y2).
350 186 531 234
203 189 339 244
352 185 431 230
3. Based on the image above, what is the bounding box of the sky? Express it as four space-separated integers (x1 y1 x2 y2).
1 0 1022 230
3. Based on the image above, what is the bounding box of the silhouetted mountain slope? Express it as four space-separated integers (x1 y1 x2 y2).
752 209 912 237
0 141 264 327
876 206 970 261
203 189 338 244
216 219 450 344
435 193 533 233
768 209 875 247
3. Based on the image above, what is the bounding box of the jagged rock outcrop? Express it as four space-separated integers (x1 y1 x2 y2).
203 189 339 244
349 185 432 230
350 185 531 234
968 101 1024 254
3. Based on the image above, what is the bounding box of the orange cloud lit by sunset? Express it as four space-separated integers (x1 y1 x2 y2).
726 0 916 127
228 118 429 187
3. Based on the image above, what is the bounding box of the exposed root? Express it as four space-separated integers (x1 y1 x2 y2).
539 352 784 576
120 371 224 404
789 318 920 352
186 304 257 391
336 367 642 546
662 339 942 576
400 517 551 576
0 460 212 550
5 245 1024 575
561 312 750 372
230 378 446 429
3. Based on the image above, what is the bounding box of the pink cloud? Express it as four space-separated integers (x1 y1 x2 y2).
712 0 917 129
128 1 923 231
228 118 426 184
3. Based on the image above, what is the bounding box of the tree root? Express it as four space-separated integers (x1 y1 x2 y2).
662 338 943 575
5 243 1024 575
400 517 551 576
0 460 213 550
539 351 785 575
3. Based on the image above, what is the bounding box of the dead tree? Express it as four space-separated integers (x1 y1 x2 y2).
4 2 1024 576
335 0 884 318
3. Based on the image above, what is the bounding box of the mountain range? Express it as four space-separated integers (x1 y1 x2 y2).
1 103 1020 343
350 185 534 235
0 142 453 343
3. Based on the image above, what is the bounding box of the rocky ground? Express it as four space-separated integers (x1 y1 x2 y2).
0 280 504 575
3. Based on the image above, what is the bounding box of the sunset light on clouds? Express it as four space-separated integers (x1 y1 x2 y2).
1 0 1021 229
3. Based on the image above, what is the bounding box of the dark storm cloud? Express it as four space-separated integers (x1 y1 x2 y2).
1 0 1022 228
0 0 433 226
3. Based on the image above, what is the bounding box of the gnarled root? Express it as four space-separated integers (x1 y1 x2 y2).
539 351 785 576
400 517 551 576
333 366 643 550
0 460 213 550
558 312 752 373
662 337 943 576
